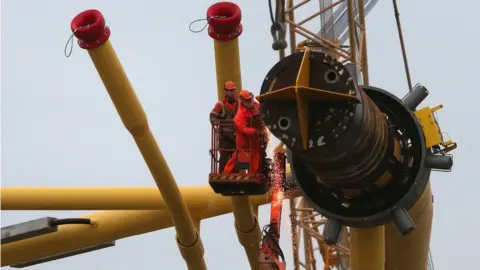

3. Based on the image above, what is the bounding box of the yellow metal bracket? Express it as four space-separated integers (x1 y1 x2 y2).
414 105 457 153
296 40 341 60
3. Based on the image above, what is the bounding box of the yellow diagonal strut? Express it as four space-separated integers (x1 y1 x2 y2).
83 40 206 269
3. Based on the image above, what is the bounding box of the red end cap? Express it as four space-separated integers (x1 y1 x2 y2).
71 9 111 49
206 2 243 41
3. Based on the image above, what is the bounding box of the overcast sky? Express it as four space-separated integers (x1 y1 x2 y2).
1 0 478 269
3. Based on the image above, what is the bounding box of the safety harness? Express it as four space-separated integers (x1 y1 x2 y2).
219 99 238 119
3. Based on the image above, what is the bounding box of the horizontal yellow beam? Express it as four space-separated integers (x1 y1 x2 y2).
1 186 299 267
0 185 238 210
0 185 277 211
1 167 292 211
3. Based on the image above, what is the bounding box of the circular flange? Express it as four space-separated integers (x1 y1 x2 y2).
291 86 430 228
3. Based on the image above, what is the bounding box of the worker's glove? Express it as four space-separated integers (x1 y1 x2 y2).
253 112 264 120
257 128 268 137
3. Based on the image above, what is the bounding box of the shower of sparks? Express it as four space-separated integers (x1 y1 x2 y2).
266 151 286 236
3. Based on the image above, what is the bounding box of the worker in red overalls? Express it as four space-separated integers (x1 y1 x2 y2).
223 90 268 174
210 81 239 172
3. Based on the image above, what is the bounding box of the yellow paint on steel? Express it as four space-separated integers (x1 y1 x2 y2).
84 40 205 269
1 185 250 211
1 185 299 267
2 166 291 211
385 181 433 270
1 187 301 267
213 39 242 99
350 226 385 270
212 33 260 269
1 210 175 267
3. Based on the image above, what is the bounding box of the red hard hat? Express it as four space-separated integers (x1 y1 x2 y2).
224 81 236 90
239 90 253 100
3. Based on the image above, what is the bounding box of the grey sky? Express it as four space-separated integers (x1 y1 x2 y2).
1 0 478 269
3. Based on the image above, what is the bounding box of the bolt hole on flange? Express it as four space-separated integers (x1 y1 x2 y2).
325 69 339 84
278 117 291 131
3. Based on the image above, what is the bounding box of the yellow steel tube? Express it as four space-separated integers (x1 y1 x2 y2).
357 0 370 85
1 210 172 267
231 196 261 268
70 10 204 268
1 185 252 211
350 227 385 270
207 3 261 269
385 181 433 270
347 0 357 63
215 37 261 270
1 186 176 210
214 39 242 98
1 167 292 210
89 41 206 267
1 187 301 267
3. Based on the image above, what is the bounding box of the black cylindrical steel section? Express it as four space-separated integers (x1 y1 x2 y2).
302 90 391 188
391 208 415 235
323 218 343 245
285 86 430 228
402 83 429 111
425 154 453 170
260 51 395 190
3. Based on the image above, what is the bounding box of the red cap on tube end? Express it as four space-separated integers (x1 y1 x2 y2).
71 9 111 49
206 2 243 41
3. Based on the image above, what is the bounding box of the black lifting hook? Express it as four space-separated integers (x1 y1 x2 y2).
269 0 288 51
271 23 287 51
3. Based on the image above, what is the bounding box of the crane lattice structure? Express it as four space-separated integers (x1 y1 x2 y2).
282 0 369 268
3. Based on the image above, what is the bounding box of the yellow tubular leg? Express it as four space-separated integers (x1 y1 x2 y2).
89 40 205 270
71 10 205 269
350 226 385 270
214 39 243 98
214 33 261 270
207 3 261 269
385 182 433 270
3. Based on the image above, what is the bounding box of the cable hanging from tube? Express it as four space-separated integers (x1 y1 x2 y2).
50 218 92 226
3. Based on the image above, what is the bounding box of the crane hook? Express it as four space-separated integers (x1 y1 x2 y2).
268 0 288 51
271 23 287 51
